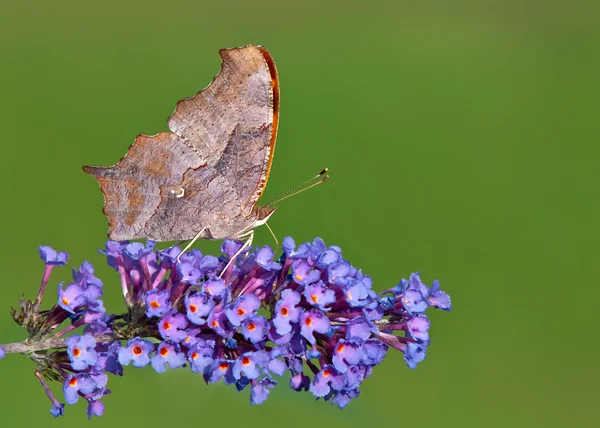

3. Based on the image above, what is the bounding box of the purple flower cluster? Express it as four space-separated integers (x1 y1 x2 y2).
1 238 451 418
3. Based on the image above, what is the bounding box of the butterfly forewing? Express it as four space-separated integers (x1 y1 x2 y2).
84 45 280 242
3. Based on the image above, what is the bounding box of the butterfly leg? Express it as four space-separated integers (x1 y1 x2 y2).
176 227 207 264
218 230 254 278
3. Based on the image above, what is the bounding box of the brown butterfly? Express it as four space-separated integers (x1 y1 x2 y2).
84 46 283 257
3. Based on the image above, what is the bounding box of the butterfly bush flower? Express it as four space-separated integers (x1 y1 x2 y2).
0 237 451 417
66 335 98 370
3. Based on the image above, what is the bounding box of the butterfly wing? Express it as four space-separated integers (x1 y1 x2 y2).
168 45 279 211
84 46 279 241
83 133 238 241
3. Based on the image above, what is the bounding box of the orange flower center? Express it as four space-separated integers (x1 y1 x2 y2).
133 346 143 356
305 317 313 326
150 300 160 309
247 322 256 331
163 321 171 330
189 304 197 313
280 307 289 316
242 357 251 366
160 347 169 357
72 347 81 357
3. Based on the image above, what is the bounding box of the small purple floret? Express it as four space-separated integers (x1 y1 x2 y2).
310 365 345 397
86 400 105 419
63 374 97 405
118 337 154 367
66 335 98 370
158 311 189 342
144 289 171 318
50 403 65 418
185 292 214 325
250 377 277 405
304 281 335 311
39 246 69 266
151 341 186 373
226 293 260 326
300 309 331 345
242 315 268 343
273 289 301 335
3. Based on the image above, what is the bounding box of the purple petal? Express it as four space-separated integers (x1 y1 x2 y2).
267 358 287 376
304 281 336 310
310 365 344 397
407 314 430 342
300 310 331 345
202 277 226 297
226 293 261 326
362 339 388 366
144 289 172 318
315 247 342 269
242 316 268 343
401 288 429 314
282 237 296 256
50 403 65 418
290 373 310 391
188 340 215 374
291 260 322 286
185 292 214 325
39 246 69 266
57 282 85 313
327 261 353 286
222 240 244 258
332 340 363 373
254 246 281 271
250 378 276 405
86 400 105 419
404 342 427 369
346 317 375 342
428 280 452 310
118 337 154 367
177 261 202 284
273 289 302 335
158 311 189 342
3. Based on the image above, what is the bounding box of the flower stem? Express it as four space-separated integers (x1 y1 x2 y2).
33 264 54 313
1 334 119 354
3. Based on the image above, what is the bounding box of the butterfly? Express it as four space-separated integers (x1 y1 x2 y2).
83 45 281 259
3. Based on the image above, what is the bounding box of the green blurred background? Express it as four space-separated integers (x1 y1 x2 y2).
0 0 598 426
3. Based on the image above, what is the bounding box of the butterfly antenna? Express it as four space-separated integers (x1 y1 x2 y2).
265 168 329 207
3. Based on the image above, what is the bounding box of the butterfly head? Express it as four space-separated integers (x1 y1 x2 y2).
251 205 277 228
234 205 277 238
